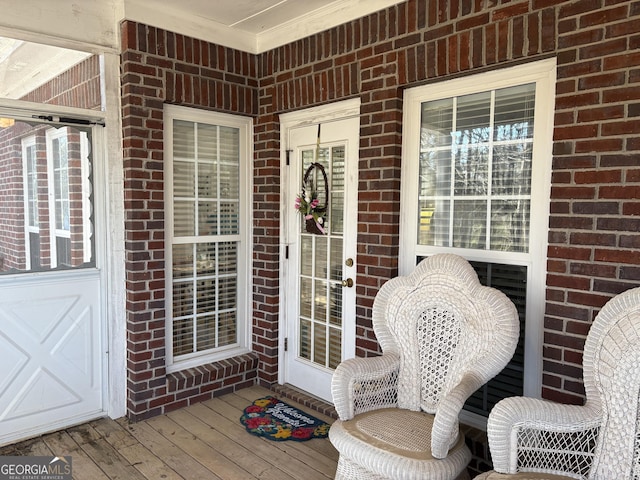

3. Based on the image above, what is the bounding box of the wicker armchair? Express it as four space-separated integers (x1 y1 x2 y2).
329 254 520 480
475 286 640 480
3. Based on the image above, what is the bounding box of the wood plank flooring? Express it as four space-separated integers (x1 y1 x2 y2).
0 386 338 480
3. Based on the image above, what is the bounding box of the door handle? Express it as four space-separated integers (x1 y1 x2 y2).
341 278 354 288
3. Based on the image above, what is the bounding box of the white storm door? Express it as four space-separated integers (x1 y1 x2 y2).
281 102 359 403
0 116 106 446
0 272 104 445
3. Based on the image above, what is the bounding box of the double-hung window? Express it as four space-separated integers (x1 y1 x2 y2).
165 105 252 371
400 59 556 427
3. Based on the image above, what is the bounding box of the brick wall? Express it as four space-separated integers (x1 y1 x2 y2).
120 0 640 434
120 21 260 421
21 55 101 109
257 0 640 407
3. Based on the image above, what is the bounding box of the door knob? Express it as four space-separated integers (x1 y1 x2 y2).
341 278 354 288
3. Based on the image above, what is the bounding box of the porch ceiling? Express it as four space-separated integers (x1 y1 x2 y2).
0 0 402 101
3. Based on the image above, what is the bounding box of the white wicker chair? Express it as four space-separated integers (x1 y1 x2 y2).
474 286 640 480
329 254 520 480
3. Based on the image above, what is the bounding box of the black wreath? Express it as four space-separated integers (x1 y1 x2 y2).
302 162 329 234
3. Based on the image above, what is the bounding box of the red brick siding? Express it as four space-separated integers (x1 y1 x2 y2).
21 55 102 109
257 0 640 407
121 0 640 420
120 21 259 421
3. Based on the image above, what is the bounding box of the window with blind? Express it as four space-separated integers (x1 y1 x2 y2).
401 59 556 428
165 105 252 370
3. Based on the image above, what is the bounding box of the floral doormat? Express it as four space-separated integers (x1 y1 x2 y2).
240 396 331 441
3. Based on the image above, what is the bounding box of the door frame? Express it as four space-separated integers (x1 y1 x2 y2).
277 98 360 399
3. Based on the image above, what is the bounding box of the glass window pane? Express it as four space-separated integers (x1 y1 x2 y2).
455 143 489 196
196 314 216 351
331 146 345 190
220 162 239 199
173 317 194 356
329 191 344 234
494 84 535 142
197 123 217 162
416 85 534 254
420 98 453 148
218 242 237 275
173 244 193 279
218 276 237 311
198 201 217 236
196 278 216 313
314 279 327 321
173 281 193 318
420 150 451 197
314 323 327 366
419 199 450 246
218 311 237 346
174 120 194 158
299 319 311 360
174 200 195 236
300 277 312 318
329 327 342 369
329 283 342 326
220 202 239 235
198 161 217 199
169 113 244 359
453 200 487 249
300 236 313 276
315 236 327 275
174 161 195 197
195 243 216 274
329 239 343 282
492 144 533 196
491 200 530 253
456 92 491 142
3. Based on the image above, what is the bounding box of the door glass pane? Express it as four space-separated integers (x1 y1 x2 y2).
297 142 347 371
0 119 95 274
330 146 345 234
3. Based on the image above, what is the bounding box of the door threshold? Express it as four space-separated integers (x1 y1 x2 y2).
270 383 337 420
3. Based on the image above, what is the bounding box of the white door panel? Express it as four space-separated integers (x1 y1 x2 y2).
280 101 359 402
0 273 103 445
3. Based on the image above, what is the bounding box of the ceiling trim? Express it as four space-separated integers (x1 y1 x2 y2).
123 0 404 55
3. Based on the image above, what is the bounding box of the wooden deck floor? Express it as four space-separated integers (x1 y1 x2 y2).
0 386 338 480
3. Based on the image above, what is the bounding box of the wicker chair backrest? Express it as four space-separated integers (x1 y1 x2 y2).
372 254 519 414
582 287 640 479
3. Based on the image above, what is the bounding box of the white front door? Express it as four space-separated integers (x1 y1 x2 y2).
0 117 106 446
280 100 359 403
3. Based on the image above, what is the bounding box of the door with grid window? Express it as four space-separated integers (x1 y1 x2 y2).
281 106 359 403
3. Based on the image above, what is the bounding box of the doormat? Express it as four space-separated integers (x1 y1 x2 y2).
240 396 331 441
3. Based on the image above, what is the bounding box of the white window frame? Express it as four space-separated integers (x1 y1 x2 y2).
164 105 253 372
400 58 556 428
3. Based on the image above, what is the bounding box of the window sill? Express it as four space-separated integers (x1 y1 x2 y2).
166 351 258 393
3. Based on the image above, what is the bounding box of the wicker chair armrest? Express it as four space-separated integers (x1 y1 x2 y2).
431 372 485 458
331 354 400 420
487 396 601 475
